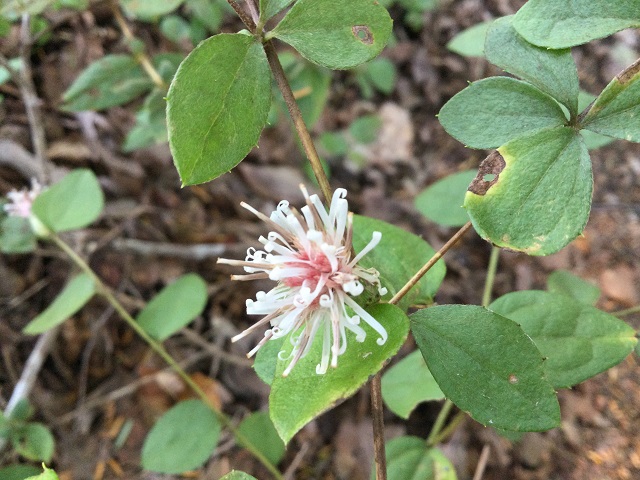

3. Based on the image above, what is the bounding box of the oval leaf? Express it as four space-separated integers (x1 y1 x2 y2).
61 55 152 112
581 59 640 143
513 0 640 49
0 216 36 254
353 215 446 311
411 305 560 432
415 170 477 227
238 412 285 465
547 270 600 305
490 290 637 388
270 303 409 443
379 437 457 480
259 0 295 22
121 0 184 19
0 465 42 480
438 77 567 149
24 273 95 335
167 33 271 185
446 20 493 58
32 169 104 233
141 399 220 474
12 423 54 462
485 16 579 116
270 0 392 70
465 127 592 256
381 350 444 419
136 273 207 341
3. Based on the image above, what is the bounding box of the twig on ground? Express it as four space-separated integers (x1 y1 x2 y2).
283 441 310 480
179 328 253 368
472 444 491 480
110 238 231 260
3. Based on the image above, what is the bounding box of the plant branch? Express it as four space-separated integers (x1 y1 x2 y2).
427 410 465 446
614 305 640 317
425 399 453 445
227 0 257 32
389 222 473 305
370 373 387 480
263 40 333 203
481 246 500 307
49 233 283 479
111 3 166 90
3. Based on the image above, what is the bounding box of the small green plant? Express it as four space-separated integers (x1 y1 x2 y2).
0 401 54 464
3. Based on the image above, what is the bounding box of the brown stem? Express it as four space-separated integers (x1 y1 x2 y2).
227 0 257 32
370 373 387 480
111 3 166 90
263 40 333 204
389 222 473 305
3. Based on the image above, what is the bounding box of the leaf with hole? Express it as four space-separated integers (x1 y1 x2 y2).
547 270 600 305
32 169 104 233
465 127 592 256
24 273 95 335
485 16 579 116
411 305 560 431
352 215 446 311
381 350 444 419
270 304 409 443
438 77 567 149
270 0 392 70
141 399 220 474
490 291 636 388
238 412 285 465
415 170 476 227
375 436 457 480
446 20 493 57
167 33 271 185
581 59 640 143
513 0 640 48
136 273 208 341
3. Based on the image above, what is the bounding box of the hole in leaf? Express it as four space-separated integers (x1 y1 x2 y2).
483 173 496 182
468 151 505 196
352 25 373 45
508 374 519 384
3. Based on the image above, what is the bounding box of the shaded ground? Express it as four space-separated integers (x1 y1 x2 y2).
1 0 639 479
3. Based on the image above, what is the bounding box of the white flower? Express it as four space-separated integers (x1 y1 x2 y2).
218 186 388 377
4 179 42 219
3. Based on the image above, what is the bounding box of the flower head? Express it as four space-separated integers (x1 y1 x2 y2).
218 186 387 376
4 179 42 218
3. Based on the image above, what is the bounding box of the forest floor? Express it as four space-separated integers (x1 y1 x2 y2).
1 0 639 479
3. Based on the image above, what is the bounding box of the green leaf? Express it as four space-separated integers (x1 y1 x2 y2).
141 399 220 474
167 33 271 186
513 0 640 49
446 20 493 57
32 169 104 233
415 170 476 227
381 350 444 419
484 16 579 116
253 336 286 385
318 131 348 157
379 437 457 480
547 270 601 305
136 273 207 341
121 0 184 20
61 55 153 111
270 0 392 70
24 465 59 480
122 90 168 152
270 303 409 443
352 215 446 311
0 58 21 85
0 465 42 480
259 0 295 22
438 77 567 149
219 472 258 480
581 60 640 143
348 115 382 144
12 423 54 462
465 127 592 256
186 0 225 32
1 0 51 17
238 412 285 465
577 91 615 150
490 291 637 388
24 273 95 335
160 15 193 43
359 57 397 95
0 216 36 253
411 305 561 432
